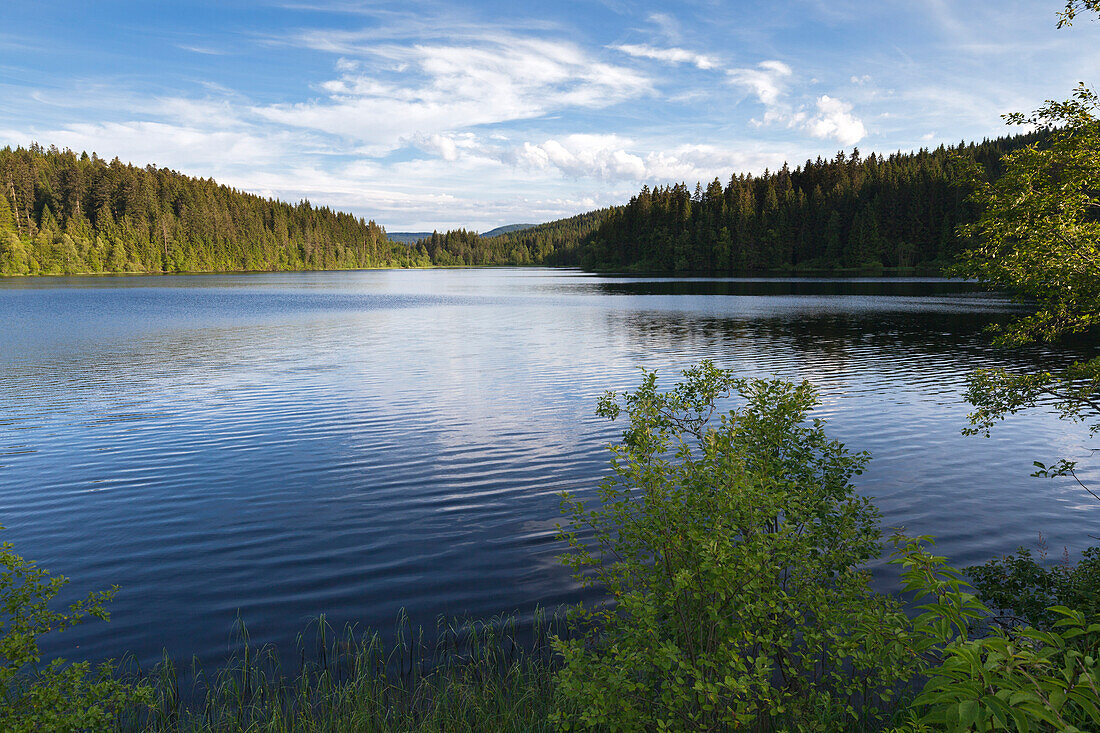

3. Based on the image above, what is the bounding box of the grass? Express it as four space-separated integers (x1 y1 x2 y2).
104 608 928 733
116 610 569 733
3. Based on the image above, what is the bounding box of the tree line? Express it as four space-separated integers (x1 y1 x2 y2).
0 144 426 276
0 143 615 276
579 132 1045 273
419 130 1047 274
417 209 611 266
0 131 1046 277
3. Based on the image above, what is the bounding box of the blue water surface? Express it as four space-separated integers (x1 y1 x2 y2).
1 268 1096 667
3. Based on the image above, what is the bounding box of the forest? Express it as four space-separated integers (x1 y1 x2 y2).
569 132 1043 273
415 131 1045 273
416 209 611 266
0 131 1044 276
0 145 422 275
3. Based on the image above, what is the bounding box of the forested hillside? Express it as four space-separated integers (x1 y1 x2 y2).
479 223 537 238
581 133 1044 273
0 144 424 275
0 132 1044 276
418 209 611 266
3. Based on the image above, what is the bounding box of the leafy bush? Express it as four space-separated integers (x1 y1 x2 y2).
966 545 1100 630
553 363 916 731
0 530 151 732
892 536 1100 733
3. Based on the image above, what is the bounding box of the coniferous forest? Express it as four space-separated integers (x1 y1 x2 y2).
416 209 611 266
0 145 420 275
0 132 1042 276
576 132 1044 272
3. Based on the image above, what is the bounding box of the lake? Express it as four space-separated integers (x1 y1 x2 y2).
1 268 1096 668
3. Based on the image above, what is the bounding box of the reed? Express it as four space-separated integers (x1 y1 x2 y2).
117 609 570 733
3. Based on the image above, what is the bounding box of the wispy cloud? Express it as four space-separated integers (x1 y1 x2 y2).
610 44 718 70
727 60 793 107
255 37 652 152
646 12 682 43
176 44 229 55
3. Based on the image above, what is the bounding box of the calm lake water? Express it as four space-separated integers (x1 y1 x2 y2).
1 268 1097 668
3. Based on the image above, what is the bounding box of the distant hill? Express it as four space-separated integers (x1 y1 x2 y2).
480 223 538 238
388 224 537 243
414 209 613 267
386 232 433 244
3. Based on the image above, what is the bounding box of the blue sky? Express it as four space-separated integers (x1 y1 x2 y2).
1 1 1097 231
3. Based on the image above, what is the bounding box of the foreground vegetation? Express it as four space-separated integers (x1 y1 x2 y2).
128 614 567 733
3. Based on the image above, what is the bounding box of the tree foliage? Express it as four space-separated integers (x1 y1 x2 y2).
0 145 420 275
1059 0 1100 27
955 7 1100 502
956 86 1100 348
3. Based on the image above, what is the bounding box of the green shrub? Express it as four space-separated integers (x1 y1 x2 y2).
0 530 151 731
553 363 917 732
892 535 1100 733
966 545 1100 630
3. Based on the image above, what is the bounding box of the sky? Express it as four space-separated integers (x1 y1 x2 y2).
1 1 1098 231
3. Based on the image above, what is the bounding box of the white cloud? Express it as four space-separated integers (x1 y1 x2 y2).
727 60 793 107
512 135 647 180
498 134 786 183
425 133 458 161
414 132 485 161
726 62 866 146
804 95 866 145
254 37 652 151
610 44 718 70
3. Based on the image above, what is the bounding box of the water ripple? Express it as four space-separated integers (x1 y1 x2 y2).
0 269 1095 667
